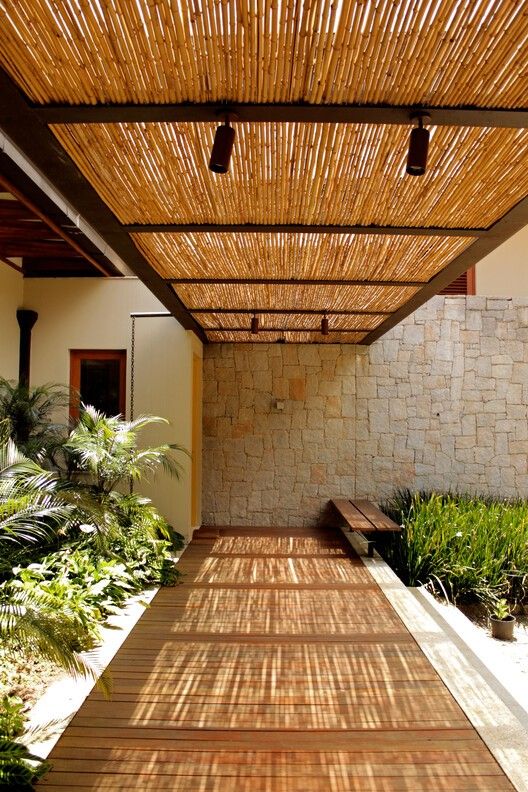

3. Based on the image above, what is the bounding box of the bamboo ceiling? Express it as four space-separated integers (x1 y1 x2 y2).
1 1 527 108
52 123 528 229
133 232 474 281
1 0 528 343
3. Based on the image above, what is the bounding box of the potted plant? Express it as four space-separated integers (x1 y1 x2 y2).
490 598 516 640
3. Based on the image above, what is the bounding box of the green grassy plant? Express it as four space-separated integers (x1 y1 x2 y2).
380 490 528 606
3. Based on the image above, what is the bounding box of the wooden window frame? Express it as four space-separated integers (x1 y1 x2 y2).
70 349 126 421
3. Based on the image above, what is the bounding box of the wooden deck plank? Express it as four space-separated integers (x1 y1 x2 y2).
38 525 515 790
39 773 513 790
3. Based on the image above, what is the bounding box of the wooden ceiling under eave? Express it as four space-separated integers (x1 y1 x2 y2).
0 0 527 343
0 171 120 278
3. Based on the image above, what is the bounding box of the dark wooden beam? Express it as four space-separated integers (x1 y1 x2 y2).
126 222 483 237
23 257 100 278
36 103 528 129
0 255 22 273
362 193 528 345
0 241 76 258
171 278 424 287
0 200 36 220
0 69 206 341
190 308 391 316
0 223 64 238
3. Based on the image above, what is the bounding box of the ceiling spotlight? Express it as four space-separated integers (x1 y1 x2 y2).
251 314 259 335
406 113 431 176
321 313 329 336
209 113 236 174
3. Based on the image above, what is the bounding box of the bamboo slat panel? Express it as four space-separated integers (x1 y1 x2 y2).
1 1 527 109
40 525 514 791
194 312 384 331
173 283 419 312
205 331 368 344
52 122 528 229
133 232 474 281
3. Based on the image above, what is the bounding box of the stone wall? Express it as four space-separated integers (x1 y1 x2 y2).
202 296 528 527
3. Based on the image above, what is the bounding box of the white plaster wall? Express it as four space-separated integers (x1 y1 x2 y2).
476 225 528 296
0 262 23 380
23 277 202 538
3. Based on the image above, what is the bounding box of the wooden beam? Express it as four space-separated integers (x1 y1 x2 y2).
0 240 77 258
0 69 206 342
362 193 528 345
22 257 101 278
190 308 391 316
126 223 484 237
0 255 22 273
36 103 528 129
170 278 424 287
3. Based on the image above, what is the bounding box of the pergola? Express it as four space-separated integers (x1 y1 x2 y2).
1 0 527 344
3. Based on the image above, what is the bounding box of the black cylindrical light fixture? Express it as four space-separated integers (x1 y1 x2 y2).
321 314 329 336
406 113 430 176
251 314 259 335
209 117 236 174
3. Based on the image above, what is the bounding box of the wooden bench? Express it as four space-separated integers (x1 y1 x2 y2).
330 499 401 556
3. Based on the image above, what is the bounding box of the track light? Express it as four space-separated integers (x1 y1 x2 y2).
209 114 236 174
251 314 259 335
321 313 329 336
406 113 430 176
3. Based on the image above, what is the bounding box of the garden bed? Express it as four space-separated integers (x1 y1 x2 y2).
0 395 187 788
378 490 528 612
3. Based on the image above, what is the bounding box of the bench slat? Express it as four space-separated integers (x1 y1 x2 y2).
352 500 401 532
331 499 377 533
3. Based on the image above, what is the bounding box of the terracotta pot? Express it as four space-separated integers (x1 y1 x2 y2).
490 614 516 641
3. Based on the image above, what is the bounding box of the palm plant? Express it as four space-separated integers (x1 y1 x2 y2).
0 378 70 463
0 437 72 548
64 406 186 495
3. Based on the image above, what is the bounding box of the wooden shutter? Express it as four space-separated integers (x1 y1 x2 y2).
440 267 475 295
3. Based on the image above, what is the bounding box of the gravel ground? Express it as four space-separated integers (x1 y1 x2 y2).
470 611 528 678
456 603 528 701
0 642 64 716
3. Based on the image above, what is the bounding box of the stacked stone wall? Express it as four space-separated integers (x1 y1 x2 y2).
202 296 528 526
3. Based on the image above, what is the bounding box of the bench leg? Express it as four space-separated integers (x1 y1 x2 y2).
366 540 375 558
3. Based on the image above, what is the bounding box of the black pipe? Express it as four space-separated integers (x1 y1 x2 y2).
16 309 38 388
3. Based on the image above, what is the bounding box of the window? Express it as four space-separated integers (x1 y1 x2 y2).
70 350 126 420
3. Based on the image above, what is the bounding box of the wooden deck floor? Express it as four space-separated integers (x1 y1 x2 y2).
39 526 514 791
